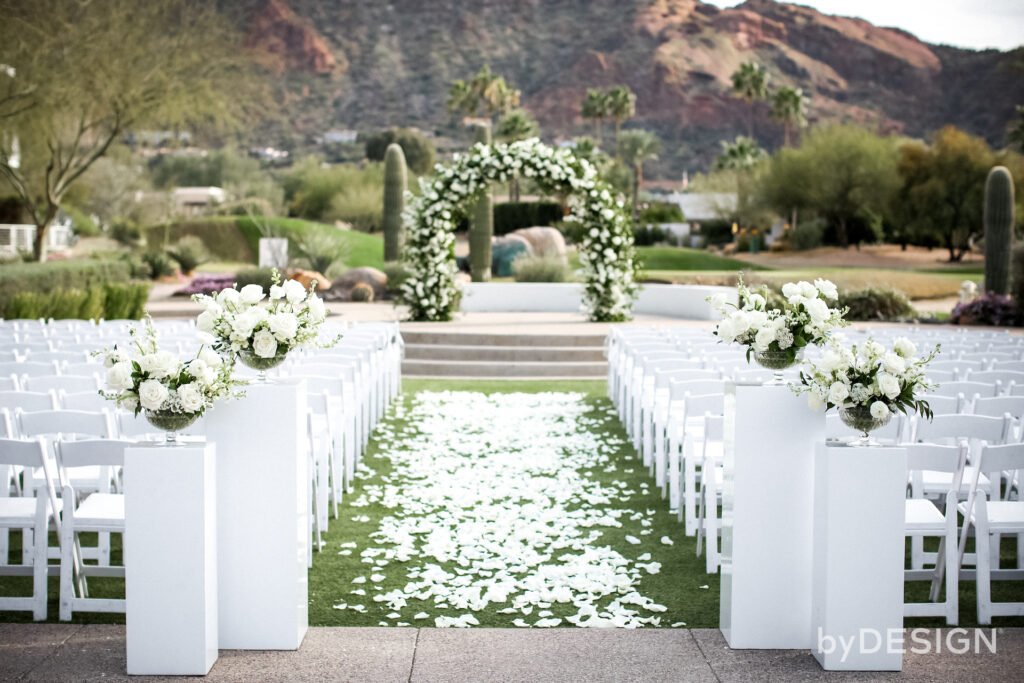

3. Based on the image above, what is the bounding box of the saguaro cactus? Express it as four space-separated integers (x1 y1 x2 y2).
469 124 493 282
383 143 407 262
984 165 1015 295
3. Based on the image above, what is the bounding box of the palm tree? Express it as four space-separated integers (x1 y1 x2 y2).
448 65 520 120
581 89 610 146
730 62 770 138
496 108 540 201
617 129 661 219
606 86 637 144
713 136 767 171
771 86 807 146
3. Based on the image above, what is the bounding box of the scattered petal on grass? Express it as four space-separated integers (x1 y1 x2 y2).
660 536 674 546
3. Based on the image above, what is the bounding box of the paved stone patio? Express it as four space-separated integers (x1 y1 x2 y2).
1 625 1021 682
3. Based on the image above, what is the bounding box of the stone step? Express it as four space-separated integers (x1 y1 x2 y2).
402 359 607 378
399 330 607 348
404 344 606 363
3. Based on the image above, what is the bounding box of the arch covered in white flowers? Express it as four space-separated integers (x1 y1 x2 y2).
400 138 638 322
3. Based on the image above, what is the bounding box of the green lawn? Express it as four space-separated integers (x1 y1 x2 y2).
235 217 385 272
636 246 771 272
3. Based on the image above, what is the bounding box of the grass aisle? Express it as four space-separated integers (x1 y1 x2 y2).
309 379 720 628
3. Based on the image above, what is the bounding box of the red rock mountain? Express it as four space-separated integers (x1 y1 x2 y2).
235 0 1023 174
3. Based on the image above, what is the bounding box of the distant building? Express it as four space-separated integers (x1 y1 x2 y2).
319 129 358 144
661 192 738 246
173 187 225 217
251 146 290 162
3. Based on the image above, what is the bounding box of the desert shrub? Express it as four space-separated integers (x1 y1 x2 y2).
327 183 382 232
0 260 131 308
1012 244 1024 324
141 251 175 279
951 292 1017 326
382 262 410 294
633 224 667 246
493 201 564 236
839 287 916 321
350 282 375 302
166 236 210 273
110 219 142 247
512 255 571 282
639 201 684 224
234 268 276 291
363 128 436 175
554 220 587 245
283 159 384 228
788 219 825 251
291 230 347 275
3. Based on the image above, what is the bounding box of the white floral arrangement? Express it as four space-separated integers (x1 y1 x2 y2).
191 269 335 360
401 137 638 322
793 336 939 420
99 317 243 416
709 275 848 364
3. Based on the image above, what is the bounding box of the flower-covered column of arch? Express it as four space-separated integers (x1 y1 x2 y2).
400 138 638 322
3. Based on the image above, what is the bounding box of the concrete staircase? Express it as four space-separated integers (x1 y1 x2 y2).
401 330 607 379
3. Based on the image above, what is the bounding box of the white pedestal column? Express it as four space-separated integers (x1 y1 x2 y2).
124 442 217 676
206 379 309 650
720 382 824 649
812 443 905 671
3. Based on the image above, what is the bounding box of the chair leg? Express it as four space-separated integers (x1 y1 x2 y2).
684 444 698 536
911 535 925 570
696 486 706 557
0 528 7 566
976 501 993 625
32 505 48 621
59 521 75 621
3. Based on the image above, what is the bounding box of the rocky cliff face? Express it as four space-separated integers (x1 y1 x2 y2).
235 0 1023 174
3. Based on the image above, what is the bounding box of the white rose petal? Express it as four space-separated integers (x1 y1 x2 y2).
138 379 169 411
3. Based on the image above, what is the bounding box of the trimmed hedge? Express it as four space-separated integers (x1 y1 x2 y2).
0 260 132 306
2 282 149 321
493 201 564 236
838 287 916 321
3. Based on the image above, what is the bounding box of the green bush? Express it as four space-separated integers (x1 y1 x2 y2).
234 268 276 291
512 255 571 282
110 219 142 247
167 236 209 273
1011 243 1024 324
0 260 131 307
788 219 825 251
103 282 150 319
291 230 346 276
839 287 916 321
282 159 384 228
63 205 100 237
633 224 667 246
695 219 733 247
382 262 410 294
1 282 148 321
363 128 436 175
554 220 587 245
639 201 684 224
493 201 564 236
141 251 175 279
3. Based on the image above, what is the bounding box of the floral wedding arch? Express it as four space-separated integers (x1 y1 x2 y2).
400 138 638 322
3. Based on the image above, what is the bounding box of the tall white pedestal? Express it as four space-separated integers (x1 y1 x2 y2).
124 442 217 676
206 379 309 650
812 443 905 671
720 383 824 649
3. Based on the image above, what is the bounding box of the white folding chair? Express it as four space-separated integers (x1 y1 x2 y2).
962 443 1024 624
904 443 967 625
0 361 58 378
59 391 108 412
677 392 724 536
696 413 724 573
0 376 18 392
55 439 128 620
23 375 98 395
0 438 62 620
0 391 58 419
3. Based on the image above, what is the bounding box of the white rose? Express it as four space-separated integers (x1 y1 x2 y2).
798 281 818 299
754 326 776 352
807 392 825 411
187 359 216 387
139 351 179 379
716 318 736 343
307 294 326 322
814 279 838 301
218 288 241 307
804 297 829 324
231 310 260 339
196 309 219 334
176 383 205 413
269 284 286 300
198 347 222 368
828 381 849 405
781 282 800 300
239 284 265 305
105 362 134 392
881 352 906 375
708 293 727 311
138 379 169 411
268 312 298 341
819 349 843 373
252 329 278 358
200 297 222 314
893 337 916 359
120 395 139 412
877 372 901 400
870 401 890 420
283 279 307 304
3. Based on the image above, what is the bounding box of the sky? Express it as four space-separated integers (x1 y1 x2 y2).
704 1 1024 51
